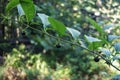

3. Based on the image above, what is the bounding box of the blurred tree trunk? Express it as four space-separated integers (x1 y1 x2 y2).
0 0 6 39
0 0 7 55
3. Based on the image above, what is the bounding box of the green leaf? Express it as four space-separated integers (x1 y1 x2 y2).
88 42 103 50
66 27 81 40
48 17 66 36
87 17 105 35
20 0 35 21
6 0 35 21
6 0 20 13
20 0 33 3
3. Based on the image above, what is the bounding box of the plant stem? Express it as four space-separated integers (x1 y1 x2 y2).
28 26 120 72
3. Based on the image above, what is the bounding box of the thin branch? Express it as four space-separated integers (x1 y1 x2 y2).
28 26 120 71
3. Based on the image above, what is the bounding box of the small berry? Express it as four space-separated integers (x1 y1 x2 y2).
56 43 61 48
22 32 26 36
94 57 100 62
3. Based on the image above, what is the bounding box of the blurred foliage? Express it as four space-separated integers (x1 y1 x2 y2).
0 0 120 80
0 45 113 80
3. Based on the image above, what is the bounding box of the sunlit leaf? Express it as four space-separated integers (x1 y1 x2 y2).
113 55 120 60
99 48 111 57
103 24 114 30
108 35 120 41
85 35 101 43
66 27 80 39
103 24 114 33
48 17 66 36
114 42 120 52
37 13 50 28
17 4 25 16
